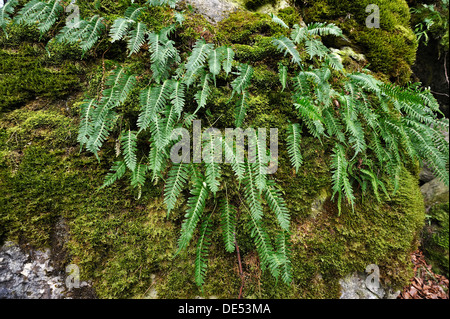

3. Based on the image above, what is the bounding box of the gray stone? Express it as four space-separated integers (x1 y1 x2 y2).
420 178 449 210
339 272 400 299
184 0 238 23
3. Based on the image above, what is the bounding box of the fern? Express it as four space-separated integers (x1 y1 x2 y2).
220 197 237 253
234 90 249 128
0 0 19 38
331 144 355 215
177 176 209 253
121 130 138 172
263 179 290 231
286 123 303 173
99 161 127 190
164 163 190 215
231 63 254 95
195 214 212 287
272 36 302 65
270 13 288 29
194 72 211 109
15 0 63 35
275 230 293 284
127 22 147 56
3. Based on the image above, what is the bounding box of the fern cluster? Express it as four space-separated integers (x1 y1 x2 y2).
5 0 449 291
275 18 449 214
4 0 294 286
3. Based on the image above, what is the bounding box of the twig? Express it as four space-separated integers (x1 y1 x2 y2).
234 233 245 299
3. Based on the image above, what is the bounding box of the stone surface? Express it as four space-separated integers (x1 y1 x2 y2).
420 178 449 210
0 241 93 299
339 272 400 299
184 0 239 23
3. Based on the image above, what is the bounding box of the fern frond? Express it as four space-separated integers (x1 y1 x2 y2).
124 4 144 21
86 111 117 157
15 0 63 35
275 230 293 284
127 22 147 56
147 0 179 8
109 17 133 42
306 22 343 38
290 24 307 44
223 136 246 181
264 179 290 231
164 163 190 215
247 213 280 278
270 13 288 29
231 63 254 94
330 144 355 215
272 36 301 65
286 123 303 173
130 163 148 188
185 39 213 75
170 81 185 116
305 39 329 60
194 72 211 109
208 47 225 76
79 15 105 54
195 215 212 287
234 90 249 128
99 161 127 190
220 197 237 253
177 177 209 253
243 161 264 221
0 0 19 38
77 98 97 147
222 46 235 76
278 63 288 91
203 130 222 194
121 130 138 172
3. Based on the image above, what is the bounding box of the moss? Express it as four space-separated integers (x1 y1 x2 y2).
0 48 82 113
297 0 418 84
422 202 449 278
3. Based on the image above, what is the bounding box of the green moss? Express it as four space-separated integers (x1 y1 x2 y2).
423 202 449 278
297 0 418 84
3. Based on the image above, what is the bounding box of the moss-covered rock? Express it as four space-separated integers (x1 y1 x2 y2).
295 0 418 84
0 2 431 299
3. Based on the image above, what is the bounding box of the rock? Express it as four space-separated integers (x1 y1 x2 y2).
420 178 449 211
184 0 238 23
0 241 94 299
339 272 400 299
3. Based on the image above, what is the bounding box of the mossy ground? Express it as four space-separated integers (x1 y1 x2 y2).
0 2 427 298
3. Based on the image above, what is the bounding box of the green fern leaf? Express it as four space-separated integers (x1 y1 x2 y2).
222 46 235 76
278 63 288 91
177 176 209 253
234 90 249 128
270 13 288 29
99 161 127 190
263 180 290 231
164 163 190 215
195 214 212 287
275 230 293 284
286 123 303 173
127 22 147 56
231 63 254 94
0 0 19 38
220 197 237 253
77 98 97 147
121 130 138 172
194 72 211 109
272 36 301 65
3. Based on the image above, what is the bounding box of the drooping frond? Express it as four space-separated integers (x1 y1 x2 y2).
231 63 254 95
242 161 264 221
130 163 148 189
208 47 225 76
275 230 293 284
109 17 133 42
86 111 117 157
223 137 246 181
330 144 355 215
286 123 303 173
263 179 290 231
222 46 235 76
195 215 212 287
127 21 147 56
0 0 19 38
177 176 209 253
203 130 222 194
15 0 63 35
270 13 288 29
77 98 97 147
124 4 144 21
278 63 288 92
220 197 237 253
164 163 190 215
185 39 213 75
170 81 185 116
290 24 307 44
272 36 302 65
194 72 211 109
121 130 138 172
234 90 249 128
99 161 127 190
